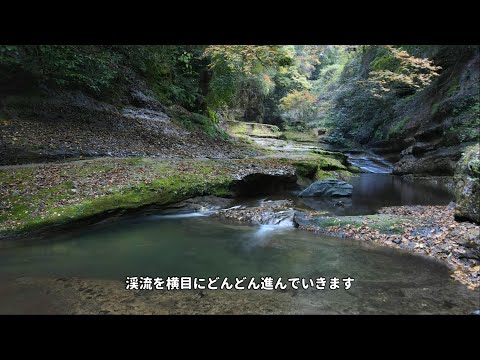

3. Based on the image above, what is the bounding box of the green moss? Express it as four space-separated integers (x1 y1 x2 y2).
251 125 280 137
457 144 480 179
226 120 280 139
1 154 358 238
316 156 346 170
454 144 480 223
292 161 318 178
332 170 357 181
347 165 363 173
122 158 148 166
315 169 333 180
169 107 228 140
431 102 440 116
1 159 237 237
371 54 400 72
291 153 351 180
446 77 460 97
228 121 249 135
310 149 347 161
282 130 317 143
388 116 410 139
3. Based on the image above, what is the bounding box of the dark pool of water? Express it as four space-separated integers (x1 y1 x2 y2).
0 214 478 314
262 173 453 216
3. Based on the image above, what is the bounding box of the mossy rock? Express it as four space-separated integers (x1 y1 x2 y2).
454 144 480 223
292 161 318 178
226 120 281 138
281 130 317 143
347 165 363 173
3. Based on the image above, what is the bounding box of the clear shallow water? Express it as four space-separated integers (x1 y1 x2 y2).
0 152 473 314
0 214 478 314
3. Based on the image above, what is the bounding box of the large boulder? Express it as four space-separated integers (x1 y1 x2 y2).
299 178 353 197
454 144 480 224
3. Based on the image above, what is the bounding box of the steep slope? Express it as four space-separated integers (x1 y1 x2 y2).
314 45 479 177
371 46 479 176
0 86 257 165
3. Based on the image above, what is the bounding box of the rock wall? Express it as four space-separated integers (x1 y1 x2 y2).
454 144 480 224
369 47 479 176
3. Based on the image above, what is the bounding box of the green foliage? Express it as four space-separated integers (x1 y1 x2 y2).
313 63 345 93
169 106 228 140
366 45 442 97
0 45 206 109
282 129 317 142
203 45 314 125
372 118 389 141
205 57 239 110
2 44 474 145
0 45 120 93
279 89 317 125
371 54 400 72
204 45 293 75
0 45 21 66
137 45 205 109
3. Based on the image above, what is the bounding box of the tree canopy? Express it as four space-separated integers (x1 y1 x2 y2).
0 44 447 132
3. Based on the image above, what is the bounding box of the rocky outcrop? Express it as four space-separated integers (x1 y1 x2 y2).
393 143 475 176
370 47 479 177
299 179 353 197
454 144 480 224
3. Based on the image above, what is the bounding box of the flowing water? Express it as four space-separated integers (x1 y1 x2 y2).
0 212 478 314
345 150 394 174
0 147 477 314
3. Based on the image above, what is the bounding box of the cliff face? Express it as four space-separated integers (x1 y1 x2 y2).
368 46 479 176
454 144 480 224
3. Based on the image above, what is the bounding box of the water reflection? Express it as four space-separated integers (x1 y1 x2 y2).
0 215 477 314
293 173 453 216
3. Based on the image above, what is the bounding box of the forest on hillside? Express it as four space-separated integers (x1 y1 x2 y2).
0 45 478 315
1 45 478 146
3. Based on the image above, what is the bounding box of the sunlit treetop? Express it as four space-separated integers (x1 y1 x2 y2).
366 45 442 97
204 45 294 75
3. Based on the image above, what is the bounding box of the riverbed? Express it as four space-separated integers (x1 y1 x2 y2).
0 172 478 314
0 136 478 314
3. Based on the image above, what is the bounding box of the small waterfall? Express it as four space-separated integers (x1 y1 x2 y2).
346 151 393 174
